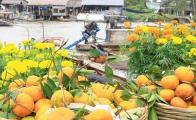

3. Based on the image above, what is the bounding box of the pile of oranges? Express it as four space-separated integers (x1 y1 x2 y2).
4 73 115 120
159 66 196 109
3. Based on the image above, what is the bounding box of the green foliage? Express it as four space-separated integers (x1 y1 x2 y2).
128 33 193 77
104 65 113 83
125 12 176 22
41 78 60 98
125 0 148 10
89 49 100 57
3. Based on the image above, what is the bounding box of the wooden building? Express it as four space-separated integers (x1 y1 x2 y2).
27 0 69 19
1 0 28 13
81 0 124 15
67 0 82 16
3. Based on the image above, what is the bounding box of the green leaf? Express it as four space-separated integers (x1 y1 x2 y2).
47 79 60 92
70 89 82 96
138 86 148 95
74 106 86 120
104 65 113 82
63 74 71 88
89 49 100 57
43 84 53 98
127 82 138 92
41 82 53 98
121 89 132 101
147 94 157 103
0 87 8 94
148 107 158 120
135 99 145 107
76 68 95 75
78 81 91 87
0 111 17 119
155 93 168 104
148 100 156 108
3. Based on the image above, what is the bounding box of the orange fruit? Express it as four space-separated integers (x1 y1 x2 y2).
22 86 44 102
175 83 195 99
51 90 73 107
57 67 74 82
26 75 40 86
192 95 196 105
147 85 156 92
47 107 75 120
35 105 51 119
35 99 52 112
12 93 34 117
160 75 179 90
113 90 124 104
74 93 96 105
91 83 115 101
84 109 113 120
9 79 25 91
170 97 188 108
175 67 195 82
135 75 150 87
119 100 137 110
159 89 175 102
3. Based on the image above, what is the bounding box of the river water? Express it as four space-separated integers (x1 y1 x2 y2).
0 21 107 46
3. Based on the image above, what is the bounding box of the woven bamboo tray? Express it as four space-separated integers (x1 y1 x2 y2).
139 106 148 120
155 103 196 120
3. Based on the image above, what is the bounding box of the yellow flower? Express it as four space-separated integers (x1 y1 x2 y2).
23 59 39 68
56 49 68 57
6 60 28 73
17 50 25 57
172 36 182 45
39 60 53 69
35 53 45 59
61 60 74 67
134 26 143 34
188 48 196 57
1 69 16 80
156 38 168 45
186 35 196 44
164 24 173 29
0 43 18 54
21 38 32 46
34 42 55 50
141 26 149 33
177 24 189 35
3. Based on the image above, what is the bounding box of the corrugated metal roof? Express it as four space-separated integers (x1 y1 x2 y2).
28 0 69 6
82 0 124 6
2 0 28 5
67 0 82 7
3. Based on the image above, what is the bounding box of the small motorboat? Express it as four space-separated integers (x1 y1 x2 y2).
0 19 12 26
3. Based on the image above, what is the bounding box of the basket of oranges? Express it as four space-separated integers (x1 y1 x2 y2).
155 66 196 120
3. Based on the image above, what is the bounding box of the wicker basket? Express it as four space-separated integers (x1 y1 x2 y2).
139 106 148 120
155 103 196 120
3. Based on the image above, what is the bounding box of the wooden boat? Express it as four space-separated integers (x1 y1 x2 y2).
39 37 66 47
76 42 126 51
0 20 12 26
69 51 127 82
